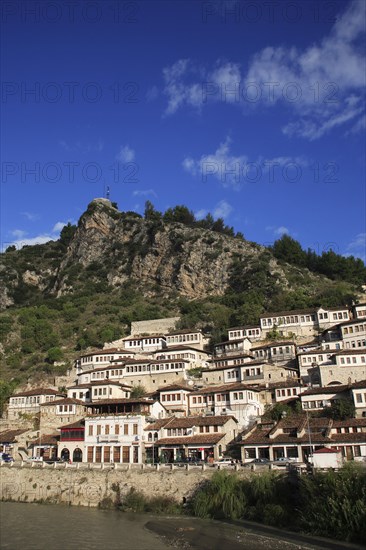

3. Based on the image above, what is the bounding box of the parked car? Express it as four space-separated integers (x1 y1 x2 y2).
1 453 14 463
248 458 270 464
213 458 235 466
274 457 298 464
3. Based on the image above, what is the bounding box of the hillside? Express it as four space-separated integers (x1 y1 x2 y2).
0 198 364 387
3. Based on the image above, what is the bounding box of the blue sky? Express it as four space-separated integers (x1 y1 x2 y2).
1 0 365 261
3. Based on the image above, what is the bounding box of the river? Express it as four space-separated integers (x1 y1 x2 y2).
0 502 361 550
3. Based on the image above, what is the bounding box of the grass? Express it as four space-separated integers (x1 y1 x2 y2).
189 467 366 544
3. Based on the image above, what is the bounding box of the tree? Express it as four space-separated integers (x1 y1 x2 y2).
144 201 162 222
0 379 18 416
5 245 16 253
130 384 147 398
272 235 307 266
46 347 64 363
263 402 295 421
59 223 77 247
163 205 195 225
325 398 355 420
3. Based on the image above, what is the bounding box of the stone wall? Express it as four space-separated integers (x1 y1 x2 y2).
0 463 245 508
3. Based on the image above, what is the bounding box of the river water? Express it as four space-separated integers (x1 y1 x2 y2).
0 502 357 550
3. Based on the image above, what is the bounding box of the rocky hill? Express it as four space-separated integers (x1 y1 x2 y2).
1 198 287 306
0 198 363 388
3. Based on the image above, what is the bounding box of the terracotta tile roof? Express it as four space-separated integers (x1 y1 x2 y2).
115 359 151 365
157 384 193 392
239 415 366 446
157 433 224 445
332 418 366 428
80 348 133 356
154 345 209 353
123 335 166 341
68 381 131 389
261 380 303 389
210 353 255 361
332 349 366 356
300 385 350 396
313 447 339 454
89 397 154 405
144 418 173 431
60 420 85 430
337 319 366 327
80 366 112 374
260 308 316 318
40 398 86 407
29 434 59 446
215 339 252 345
202 361 265 372
166 329 202 336
150 359 191 365
0 429 27 443
228 325 261 331
12 388 64 397
164 415 237 428
190 383 260 395
330 433 366 443
351 379 366 389
297 349 324 356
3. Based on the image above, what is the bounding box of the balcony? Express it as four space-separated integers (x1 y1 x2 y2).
97 434 121 443
96 434 145 443
242 374 264 381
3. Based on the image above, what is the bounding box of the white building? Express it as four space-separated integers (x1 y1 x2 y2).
188 383 262 428
227 325 262 341
7 388 65 422
165 329 207 350
84 414 147 464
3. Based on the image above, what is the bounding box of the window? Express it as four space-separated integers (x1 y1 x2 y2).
88 425 93 436
133 424 138 435
124 424 129 435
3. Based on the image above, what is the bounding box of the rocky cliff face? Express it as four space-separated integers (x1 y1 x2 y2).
52 199 288 299
1 198 290 308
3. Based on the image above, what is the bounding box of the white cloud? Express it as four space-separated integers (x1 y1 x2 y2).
183 137 309 187
182 157 197 176
11 229 27 239
132 189 157 198
274 226 290 237
214 200 233 219
5 219 77 251
266 225 290 237
117 145 135 163
345 233 366 261
163 59 205 115
182 136 247 188
162 1 365 138
7 234 56 250
52 221 67 233
194 208 208 220
21 211 39 221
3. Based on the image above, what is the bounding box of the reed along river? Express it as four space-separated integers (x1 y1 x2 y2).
0 502 358 550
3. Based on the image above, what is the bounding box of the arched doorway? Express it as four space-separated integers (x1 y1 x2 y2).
61 448 70 461
73 448 82 462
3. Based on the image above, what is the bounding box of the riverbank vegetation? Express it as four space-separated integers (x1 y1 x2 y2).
189 466 366 544
101 485 182 515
